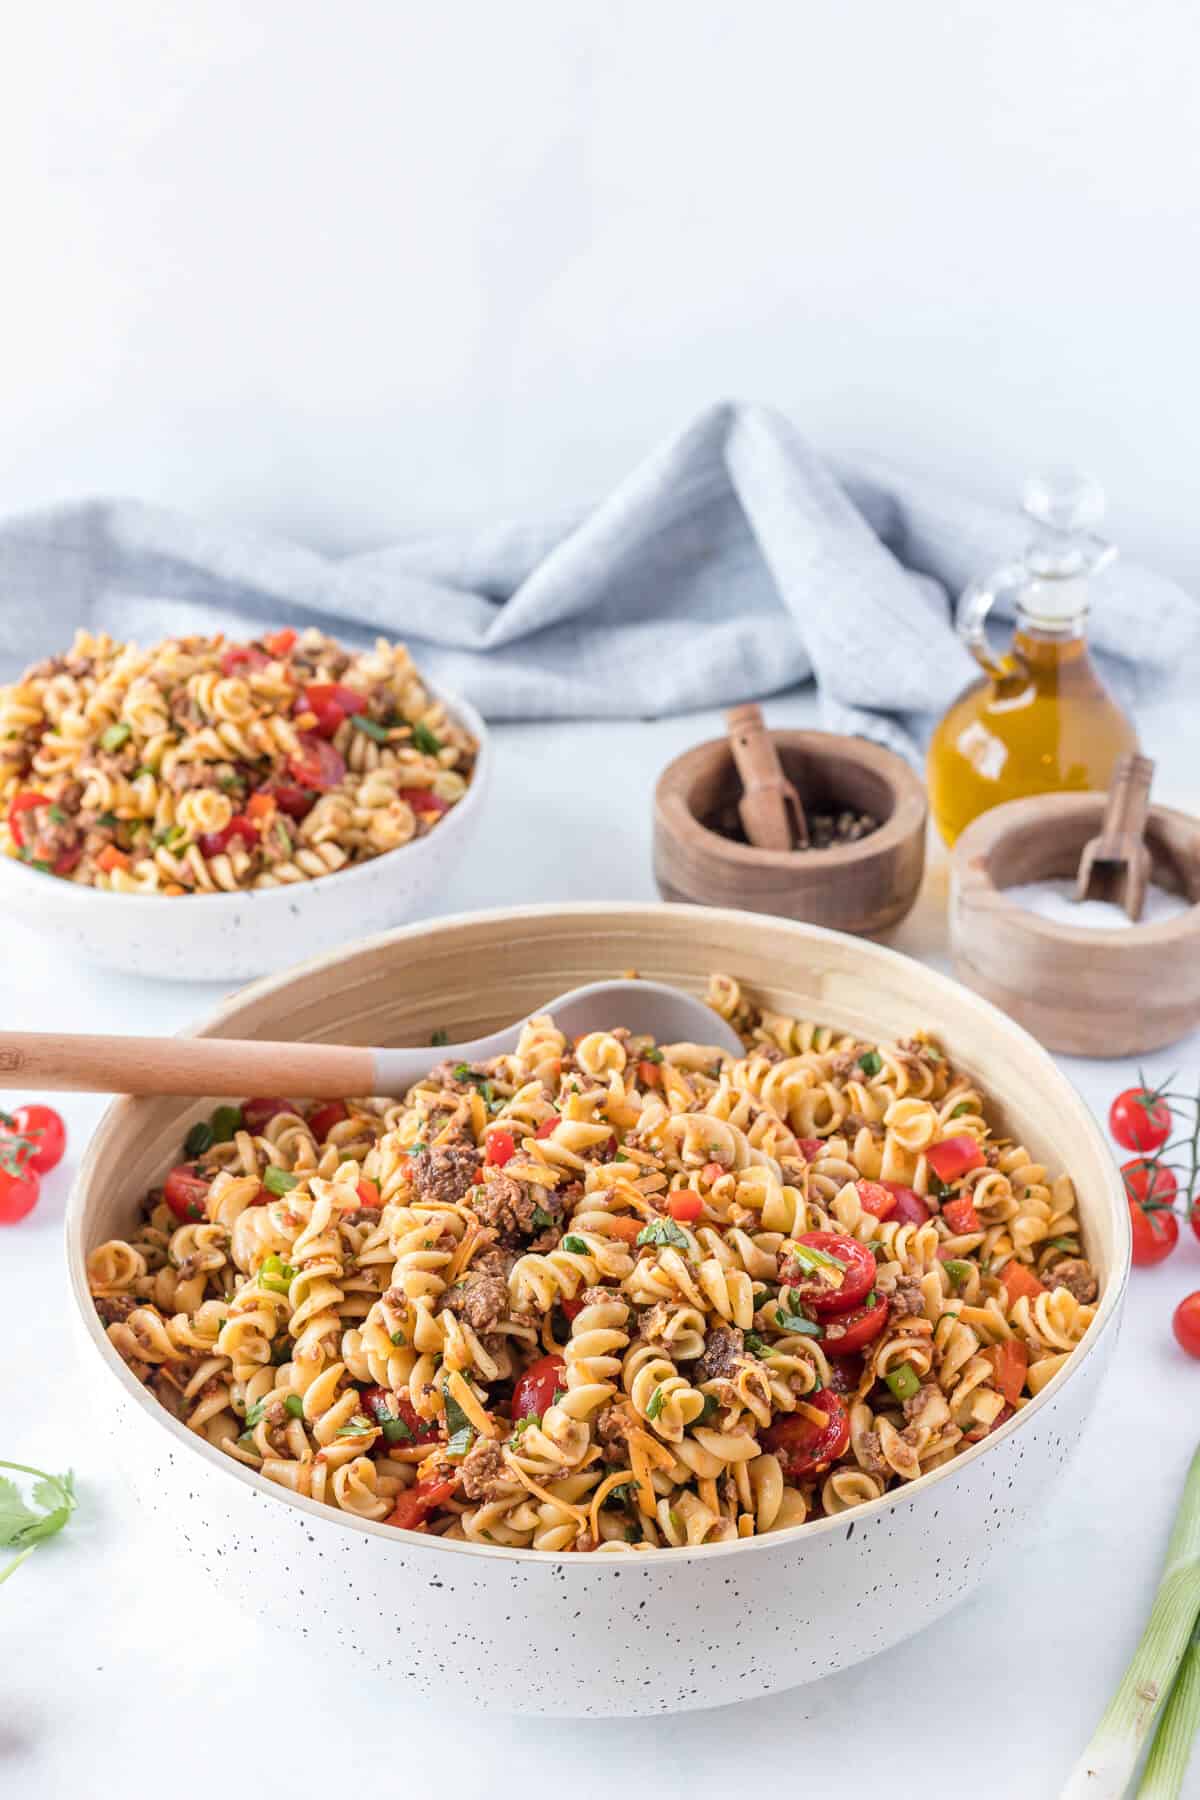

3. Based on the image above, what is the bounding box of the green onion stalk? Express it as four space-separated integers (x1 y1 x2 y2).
1062 1444 1200 1797
1136 1619 1200 1798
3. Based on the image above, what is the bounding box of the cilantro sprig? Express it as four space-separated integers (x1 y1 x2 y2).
0 1461 77 1587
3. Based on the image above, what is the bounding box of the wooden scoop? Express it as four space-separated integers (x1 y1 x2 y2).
1073 752 1155 921
726 704 809 850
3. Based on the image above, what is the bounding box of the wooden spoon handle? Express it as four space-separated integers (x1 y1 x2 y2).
0 1032 376 1098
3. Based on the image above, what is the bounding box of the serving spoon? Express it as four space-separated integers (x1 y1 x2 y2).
0 979 744 1099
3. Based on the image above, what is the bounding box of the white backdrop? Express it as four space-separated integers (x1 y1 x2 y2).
2 1 1199 582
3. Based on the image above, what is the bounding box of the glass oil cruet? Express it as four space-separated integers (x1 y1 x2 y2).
927 470 1138 846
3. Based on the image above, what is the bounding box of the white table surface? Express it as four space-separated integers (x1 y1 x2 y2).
5 687 1200 1800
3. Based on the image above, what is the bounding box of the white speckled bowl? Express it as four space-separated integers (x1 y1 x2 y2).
0 680 488 982
66 905 1128 1715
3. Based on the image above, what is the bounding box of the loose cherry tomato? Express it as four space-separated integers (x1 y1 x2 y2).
256 781 316 820
511 1354 567 1421
1 1103 66 1174
261 628 297 658
942 1196 982 1235
1109 1087 1172 1154
782 1232 876 1317
1172 1292 1200 1359
486 1130 516 1167
1121 1159 1178 1209
0 1162 40 1224
241 1097 296 1135
667 1189 703 1223
385 1475 459 1531
824 1354 863 1396
198 813 259 857
7 791 50 847
1129 1198 1179 1267
855 1180 896 1221
219 644 269 676
925 1135 986 1183
286 733 345 792
881 1182 932 1225
308 1101 349 1141
762 1390 850 1478
820 1293 889 1354
361 1385 439 1446
163 1163 210 1223
396 786 448 815
356 1178 381 1209
797 1138 826 1160
535 1115 560 1139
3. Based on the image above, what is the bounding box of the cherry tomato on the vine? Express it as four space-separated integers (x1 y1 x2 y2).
1128 1198 1178 1267
0 1163 40 1225
1 1103 66 1174
1121 1158 1178 1209
1173 1293 1200 1359
1109 1087 1172 1154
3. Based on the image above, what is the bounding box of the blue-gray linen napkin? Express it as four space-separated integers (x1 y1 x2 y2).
0 403 1194 759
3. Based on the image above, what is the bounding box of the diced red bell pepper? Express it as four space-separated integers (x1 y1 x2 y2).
942 1196 982 1235
926 1135 986 1183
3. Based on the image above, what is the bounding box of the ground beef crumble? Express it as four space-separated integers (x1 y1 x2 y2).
695 1325 744 1384
409 1142 481 1206
1041 1256 1098 1304
459 1437 510 1500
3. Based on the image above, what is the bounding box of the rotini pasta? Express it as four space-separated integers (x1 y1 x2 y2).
89 974 1100 1551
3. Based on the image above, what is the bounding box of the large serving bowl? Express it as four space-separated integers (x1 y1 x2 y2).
1 679 489 982
67 904 1128 1715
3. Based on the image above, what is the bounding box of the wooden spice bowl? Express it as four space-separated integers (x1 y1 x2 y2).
653 729 927 936
951 792 1200 1056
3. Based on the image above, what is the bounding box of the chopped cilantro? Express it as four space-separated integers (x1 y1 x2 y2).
243 1398 267 1429
697 1393 720 1424
444 1390 472 1437
99 722 131 752
744 1332 770 1358
410 721 442 756
642 1046 664 1064
390 1329 406 1346
48 804 67 825
950 1102 973 1119
562 1235 588 1255
858 1049 883 1077
284 1395 305 1419
635 1218 690 1250
531 1205 555 1230
95 810 119 828
774 1310 823 1337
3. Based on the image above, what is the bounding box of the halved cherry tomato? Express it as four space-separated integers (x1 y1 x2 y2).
560 1297 584 1322
637 1059 663 1090
7 790 49 846
1121 1158 1177 1208
286 733 346 791
486 1130 516 1167
820 1294 889 1354
397 786 448 815
824 1354 863 1396
198 813 259 857
356 1178 381 1209
1129 1199 1178 1267
164 1163 210 1223
535 1115 560 1139
261 628 297 658
257 781 316 820
511 1354 567 1421
701 1161 725 1184
926 1136 986 1183
881 1182 932 1225
1001 1260 1047 1303
987 1339 1029 1407
0 1163 40 1225
942 1196 982 1235
1 1104 66 1174
299 682 367 739
782 1232 876 1317
385 1476 459 1531
762 1390 850 1478
797 1138 826 1160
219 644 269 676
667 1189 703 1223
308 1101 348 1141
241 1097 296 1135
360 1385 439 1447
855 1180 896 1221
1172 1292 1200 1359
1110 1087 1172 1154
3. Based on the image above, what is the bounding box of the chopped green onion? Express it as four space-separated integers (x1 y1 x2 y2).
774 1310 823 1337
644 1384 666 1421
339 1415 375 1438
351 715 391 742
744 1333 770 1358
284 1395 305 1419
1047 1236 1081 1254
531 1206 555 1230
885 1363 920 1403
410 721 442 756
95 810 119 828
446 1425 474 1459
1065 1444 1200 1798
788 1241 847 1274
259 1253 296 1294
642 1046 664 1064
389 1329 406 1346
263 1166 299 1196
99 722 131 752
950 1101 973 1118
924 1046 943 1063
561 1235 588 1255
404 1142 428 1157
697 1393 720 1424
942 1259 973 1288
210 1104 242 1142
858 1049 882 1077
243 1398 267 1429
184 1120 214 1157
636 1218 690 1250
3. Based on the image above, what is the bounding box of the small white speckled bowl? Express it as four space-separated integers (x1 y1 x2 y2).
0 681 489 982
67 905 1128 1715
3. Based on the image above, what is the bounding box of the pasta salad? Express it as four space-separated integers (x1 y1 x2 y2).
0 627 476 893
88 974 1099 1551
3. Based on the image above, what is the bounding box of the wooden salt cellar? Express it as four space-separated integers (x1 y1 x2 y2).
653 725 927 936
951 789 1200 1056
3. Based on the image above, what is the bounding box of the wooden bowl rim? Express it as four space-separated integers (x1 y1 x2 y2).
954 792 1200 948
655 729 926 869
66 900 1127 1566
